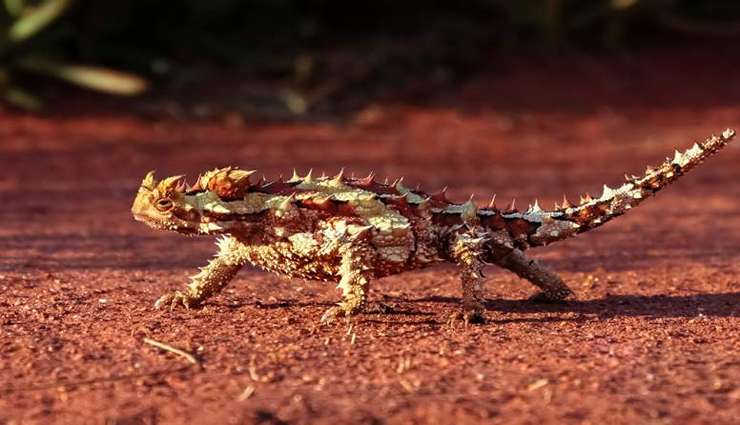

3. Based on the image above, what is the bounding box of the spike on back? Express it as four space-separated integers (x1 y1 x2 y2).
430 187 448 203
528 199 542 213
461 198 478 222
600 185 616 199
488 194 497 208
354 172 375 186
288 169 301 183
579 193 593 203
199 167 256 200
561 194 572 209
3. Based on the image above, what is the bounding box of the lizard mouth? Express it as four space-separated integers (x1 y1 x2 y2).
132 210 201 235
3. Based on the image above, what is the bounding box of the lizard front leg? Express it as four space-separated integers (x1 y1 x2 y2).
154 236 245 309
320 236 376 325
448 231 488 324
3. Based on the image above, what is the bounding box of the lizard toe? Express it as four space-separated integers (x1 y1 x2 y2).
529 288 574 304
320 306 342 326
154 291 195 310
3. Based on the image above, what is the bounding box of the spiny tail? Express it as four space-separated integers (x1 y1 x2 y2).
530 128 736 246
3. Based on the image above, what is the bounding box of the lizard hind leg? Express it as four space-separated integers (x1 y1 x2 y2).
494 248 574 302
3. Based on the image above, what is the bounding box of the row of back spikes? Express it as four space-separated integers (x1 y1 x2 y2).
284 168 564 213
154 165 617 214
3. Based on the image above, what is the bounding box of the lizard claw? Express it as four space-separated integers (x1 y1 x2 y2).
154 291 196 310
464 309 486 324
529 288 574 304
363 302 394 315
320 306 342 325
446 308 486 327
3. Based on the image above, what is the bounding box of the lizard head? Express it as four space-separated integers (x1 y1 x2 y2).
131 168 265 236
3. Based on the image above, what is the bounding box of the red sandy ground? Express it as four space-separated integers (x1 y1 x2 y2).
1 45 739 424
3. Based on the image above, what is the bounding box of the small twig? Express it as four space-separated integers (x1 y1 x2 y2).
236 385 255 401
143 337 199 365
248 355 260 382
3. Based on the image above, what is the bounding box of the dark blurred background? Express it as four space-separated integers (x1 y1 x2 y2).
1 0 739 115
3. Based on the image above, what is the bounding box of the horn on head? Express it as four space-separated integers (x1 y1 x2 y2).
141 171 157 190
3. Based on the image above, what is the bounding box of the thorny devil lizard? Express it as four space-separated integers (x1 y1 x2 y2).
132 129 735 324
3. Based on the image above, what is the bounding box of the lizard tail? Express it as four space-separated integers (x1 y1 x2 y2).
528 128 735 247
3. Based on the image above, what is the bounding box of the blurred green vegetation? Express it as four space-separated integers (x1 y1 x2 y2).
0 0 147 109
2 0 740 110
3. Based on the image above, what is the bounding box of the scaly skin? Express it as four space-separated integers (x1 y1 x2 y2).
131 129 735 324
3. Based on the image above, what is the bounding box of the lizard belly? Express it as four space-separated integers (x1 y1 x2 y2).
241 238 342 281
236 216 442 281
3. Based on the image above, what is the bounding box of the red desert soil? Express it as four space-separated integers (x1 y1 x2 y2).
1 46 739 424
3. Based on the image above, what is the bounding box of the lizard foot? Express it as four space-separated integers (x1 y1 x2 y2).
320 306 343 326
363 302 394 315
529 288 574 304
446 308 487 326
320 303 365 326
154 291 198 310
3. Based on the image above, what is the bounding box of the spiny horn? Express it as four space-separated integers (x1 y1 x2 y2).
157 175 186 196
175 178 188 193
141 171 156 190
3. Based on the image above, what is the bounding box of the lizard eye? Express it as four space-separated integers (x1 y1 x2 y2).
155 197 174 212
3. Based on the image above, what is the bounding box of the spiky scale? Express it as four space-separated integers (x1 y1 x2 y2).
354 174 373 187
279 193 296 210
430 187 448 203
561 194 572 209
601 185 617 200
461 197 478 223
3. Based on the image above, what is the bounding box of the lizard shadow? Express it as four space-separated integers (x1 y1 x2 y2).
246 299 436 317
400 292 740 319
221 293 739 327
